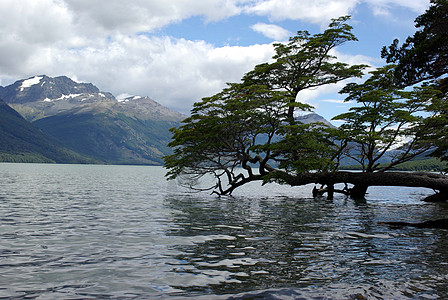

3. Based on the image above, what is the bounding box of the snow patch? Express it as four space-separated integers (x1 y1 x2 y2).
117 94 143 103
20 76 43 91
43 94 83 102
58 93 82 100
116 93 133 100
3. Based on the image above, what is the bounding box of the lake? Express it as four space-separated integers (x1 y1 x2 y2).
1 163 448 299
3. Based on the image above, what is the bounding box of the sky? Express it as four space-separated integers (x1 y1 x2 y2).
0 0 431 122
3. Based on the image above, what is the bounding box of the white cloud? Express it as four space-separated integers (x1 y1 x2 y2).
331 49 381 71
295 48 377 109
0 0 271 113
64 0 243 35
251 23 291 41
244 0 359 24
0 0 74 44
322 99 347 104
0 0 431 114
243 0 429 24
38 35 274 113
364 0 430 16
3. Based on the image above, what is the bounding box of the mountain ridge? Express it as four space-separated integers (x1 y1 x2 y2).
0 75 114 104
1 75 185 165
0 97 95 164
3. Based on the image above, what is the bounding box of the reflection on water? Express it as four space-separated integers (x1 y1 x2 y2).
164 195 448 299
0 163 447 299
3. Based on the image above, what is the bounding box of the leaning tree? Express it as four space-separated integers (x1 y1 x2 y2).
165 16 365 192
165 16 448 202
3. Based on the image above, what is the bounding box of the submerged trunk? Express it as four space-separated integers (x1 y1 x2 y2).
423 191 448 202
379 218 448 229
327 184 335 200
274 171 448 202
349 184 369 199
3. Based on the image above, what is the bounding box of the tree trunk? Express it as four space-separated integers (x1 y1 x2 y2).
423 191 448 202
327 184 335 200
349 184 368 199
274 171 448 202
379 218 448 229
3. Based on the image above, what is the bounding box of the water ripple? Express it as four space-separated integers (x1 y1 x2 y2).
0 164 447 299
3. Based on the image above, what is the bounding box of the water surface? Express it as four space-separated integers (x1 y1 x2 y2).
1 163 447 299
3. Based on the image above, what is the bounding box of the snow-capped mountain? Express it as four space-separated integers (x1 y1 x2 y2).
116 95 185 121
0 75 185 123
0 75 114 104
0 75 115 121
0 75 185 165
296 113 336 128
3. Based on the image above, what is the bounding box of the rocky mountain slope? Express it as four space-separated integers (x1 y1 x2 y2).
0 98 95 163
0 75 115 121
0 75 185 165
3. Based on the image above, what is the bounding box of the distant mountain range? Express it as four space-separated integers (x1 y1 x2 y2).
0 75 337 166
0 75 185 165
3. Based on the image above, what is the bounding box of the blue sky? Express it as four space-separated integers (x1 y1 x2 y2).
0 0 431 122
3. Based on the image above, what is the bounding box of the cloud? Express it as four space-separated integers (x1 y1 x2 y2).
243 0 429 23
64 0 243 35
321 99 347 104
0 0 272 113
0 0 431 115
244 0 359 24
0 0 74 44
363 0 430 16
295 48 377 109
0 0 74 74
251 23 291 40
40 35 275 113
331 49 381 71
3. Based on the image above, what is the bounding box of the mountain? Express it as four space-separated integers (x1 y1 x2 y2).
0 98 95 163
1 75 185 165
33 99 181 165
296 113 336 128
0 75 115 121
0 75 114 104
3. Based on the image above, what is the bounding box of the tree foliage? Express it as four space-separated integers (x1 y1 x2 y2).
165 15 448 201
417 86 448 161
381 0 448 87
242 16 366 123
165 17 365 195
381 0 448 162
333 65 441 172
